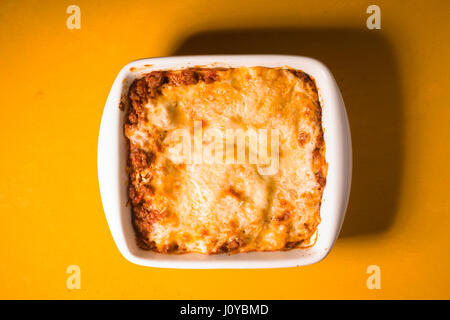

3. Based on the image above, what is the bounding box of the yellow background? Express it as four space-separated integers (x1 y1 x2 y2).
0 0 449 299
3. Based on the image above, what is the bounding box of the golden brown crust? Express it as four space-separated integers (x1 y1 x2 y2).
124 67 326 254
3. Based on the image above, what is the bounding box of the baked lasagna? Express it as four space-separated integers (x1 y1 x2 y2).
124 66 327 254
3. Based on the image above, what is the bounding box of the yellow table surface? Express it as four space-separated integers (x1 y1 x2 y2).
0 0 449 299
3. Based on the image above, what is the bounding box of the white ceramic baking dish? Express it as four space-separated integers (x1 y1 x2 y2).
97 55 352 269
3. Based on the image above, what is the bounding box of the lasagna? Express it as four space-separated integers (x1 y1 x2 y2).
124 66 327 254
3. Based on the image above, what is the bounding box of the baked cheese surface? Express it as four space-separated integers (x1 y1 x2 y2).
125 67 327 254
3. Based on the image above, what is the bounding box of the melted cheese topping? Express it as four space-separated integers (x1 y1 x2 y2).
125 67 327 254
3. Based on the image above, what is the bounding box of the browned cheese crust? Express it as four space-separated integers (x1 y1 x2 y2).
124 67 327 254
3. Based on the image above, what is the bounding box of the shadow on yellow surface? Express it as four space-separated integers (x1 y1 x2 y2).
171 28 403 238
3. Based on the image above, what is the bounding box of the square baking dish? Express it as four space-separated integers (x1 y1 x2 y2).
97 55 352 269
